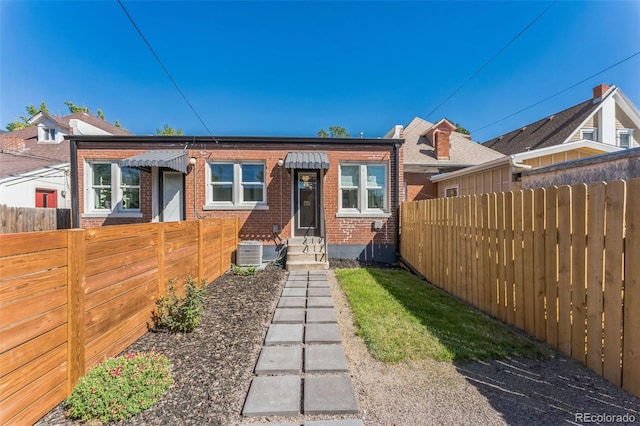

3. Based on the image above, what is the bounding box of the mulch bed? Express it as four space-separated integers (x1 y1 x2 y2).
36 265 287 426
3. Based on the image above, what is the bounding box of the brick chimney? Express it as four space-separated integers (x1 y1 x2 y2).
1 136 25 153
434 131 450 160
593 83 610 100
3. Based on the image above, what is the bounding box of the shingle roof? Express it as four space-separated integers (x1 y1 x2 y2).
0 113 130 179
482 98 599 156
400 117 504 168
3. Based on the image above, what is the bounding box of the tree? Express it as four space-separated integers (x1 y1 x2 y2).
447 119 470 136
156 124 184 136
6 101 49 131
317 126 350 138
64 101 90 114
97 109 105 120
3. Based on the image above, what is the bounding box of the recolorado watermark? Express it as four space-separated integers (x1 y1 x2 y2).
575 412 636 424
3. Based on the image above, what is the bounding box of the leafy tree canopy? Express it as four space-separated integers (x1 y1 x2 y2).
445 118 470 136
156 124 184 136
317 126 350 138
5 101 120 131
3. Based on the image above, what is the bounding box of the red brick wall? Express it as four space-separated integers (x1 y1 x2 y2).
76 142 403 250
405 172 438 201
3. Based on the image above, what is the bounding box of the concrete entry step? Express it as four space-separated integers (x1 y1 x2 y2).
304 375 359 415
255 346 302 375
242 375 301 417
265 324 304 345
286 260 329 271
305 345 349 373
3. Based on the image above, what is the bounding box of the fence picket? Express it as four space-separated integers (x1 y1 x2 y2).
623 178 640 397
571 184 587 364
557 186 572 357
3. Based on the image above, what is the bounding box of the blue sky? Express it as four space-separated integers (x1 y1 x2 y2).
1 1 639 142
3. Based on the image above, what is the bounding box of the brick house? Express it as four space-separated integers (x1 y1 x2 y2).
69 135 404 266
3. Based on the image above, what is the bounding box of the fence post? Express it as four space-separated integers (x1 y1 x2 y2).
67 229 86 393
157 222 166 297
198 220 204 284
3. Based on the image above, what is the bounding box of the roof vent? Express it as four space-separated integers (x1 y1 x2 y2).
520 126 527 132
547 115 555 121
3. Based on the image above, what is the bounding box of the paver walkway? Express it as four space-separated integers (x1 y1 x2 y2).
242 270 363 426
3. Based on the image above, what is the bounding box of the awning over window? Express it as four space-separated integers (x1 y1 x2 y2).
284 152 329 169
120 150 188 174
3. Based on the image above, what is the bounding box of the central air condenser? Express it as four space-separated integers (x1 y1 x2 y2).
237 240 263 266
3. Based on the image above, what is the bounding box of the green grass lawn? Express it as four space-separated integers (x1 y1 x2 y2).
335 268 550 363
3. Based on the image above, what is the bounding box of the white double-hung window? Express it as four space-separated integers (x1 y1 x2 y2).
85 161 140 215
207 161 266 208
617 129 634 148
339 163 387 214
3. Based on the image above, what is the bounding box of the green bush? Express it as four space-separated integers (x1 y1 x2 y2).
66 351 173 423
232 264 257 276
153 276 206 333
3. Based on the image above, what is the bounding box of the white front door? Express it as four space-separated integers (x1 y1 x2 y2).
162 172 183 222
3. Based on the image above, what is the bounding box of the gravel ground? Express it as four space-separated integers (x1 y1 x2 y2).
36 261 640 426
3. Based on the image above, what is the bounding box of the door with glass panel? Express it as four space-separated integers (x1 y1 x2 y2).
294 170 319 236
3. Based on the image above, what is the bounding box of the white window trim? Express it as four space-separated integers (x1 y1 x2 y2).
338 163 388 216
580 128 597 141
206 161 267 209
617 128 634 148
83 160 142 218
444 185 459 197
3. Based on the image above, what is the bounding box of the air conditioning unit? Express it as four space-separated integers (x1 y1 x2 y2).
237 240 263 266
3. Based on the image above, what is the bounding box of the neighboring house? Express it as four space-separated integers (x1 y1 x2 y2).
431 84 640 196
0 112 130 208
384 117 504 200
521 147 640 189
68 135 404 265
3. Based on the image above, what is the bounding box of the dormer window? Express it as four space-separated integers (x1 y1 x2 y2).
580 128 597 141
43 128 56 141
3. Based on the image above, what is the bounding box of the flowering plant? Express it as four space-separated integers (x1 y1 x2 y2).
65 351 173 423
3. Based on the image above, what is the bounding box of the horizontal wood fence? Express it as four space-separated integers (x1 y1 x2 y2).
400 179 639 400
0 205 71 234
0 218 239 425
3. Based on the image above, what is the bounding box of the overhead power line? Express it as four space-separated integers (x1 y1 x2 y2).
471 50 640 134
117 0 217 141
425 0 557 120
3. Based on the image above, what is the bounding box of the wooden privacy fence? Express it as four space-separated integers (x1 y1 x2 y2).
400 179 639 399
0 205 71 234
0 218 239 426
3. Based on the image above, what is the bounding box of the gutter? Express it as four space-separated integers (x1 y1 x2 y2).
70 139 79 228
430 155 531 183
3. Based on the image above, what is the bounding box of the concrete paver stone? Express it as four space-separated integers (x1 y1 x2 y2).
307 281 329 288
288 275 309 281
308 270 328 277
306 308 337 323
305 345 349 373
304 375 359 414
307 296 334 308
282 288 307 297
255 346 302 375
265 324 304 345
273 308 305 324
278 297 306 308
285 281 308 288
305 324 342 344
242 375 301 417
307 288 331 297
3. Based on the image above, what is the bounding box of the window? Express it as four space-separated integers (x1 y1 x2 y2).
43 128 56 141
86 161 141 214
617 129 634 149
445 185 459 197
207 162 265 207
580 128 597 141
339 163 387 213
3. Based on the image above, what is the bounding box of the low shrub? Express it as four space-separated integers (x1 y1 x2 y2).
153 276 206 333
66 351 173 423
232 264 257 276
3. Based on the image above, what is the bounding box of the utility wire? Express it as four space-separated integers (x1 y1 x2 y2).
425 0 557 120
471 50 640 134
117 0 218 141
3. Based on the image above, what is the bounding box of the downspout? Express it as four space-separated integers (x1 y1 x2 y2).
394 143 401 260
70 139 79 228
